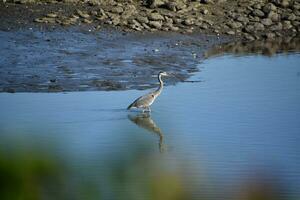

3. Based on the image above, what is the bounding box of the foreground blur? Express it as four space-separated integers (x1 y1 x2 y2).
0 133 287 200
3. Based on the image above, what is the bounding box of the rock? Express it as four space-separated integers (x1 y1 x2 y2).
111 6 124 14
83 19 93 24
236 16 249 23
77 10 90 19
88 0 101 6
283 20 293 29
288 13 296 21
253 4 262 10
35 17 56 23
270 22 283 31
261 18 273 26
121 5 137 19
34 18 44 23
292 20 300 27
252 9 265 18
136 16 149 24
226 30 235 35
201 9 209 15
46 13 58 18
249 16 261 22
147 0 165 8
293 3 300 10
111 16 120 25
165 2 177 11
227 21 242 29
254 22 265 31
199 23 208 29
183 18 194 25
170 26 179 31
263 3 277 14
268 11 280 22
149 12 164 21
271 0 290 8
243 33 255 41
148 20 162 29
244 25 254 33
264 32 276 39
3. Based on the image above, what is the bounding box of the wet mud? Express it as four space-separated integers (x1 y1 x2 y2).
0 28 231 92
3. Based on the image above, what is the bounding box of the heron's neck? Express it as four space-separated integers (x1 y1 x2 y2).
156 74 163 93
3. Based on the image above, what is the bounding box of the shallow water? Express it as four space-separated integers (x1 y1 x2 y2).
0 53 300 199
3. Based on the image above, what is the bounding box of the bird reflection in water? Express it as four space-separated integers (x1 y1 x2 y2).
128 113 165 153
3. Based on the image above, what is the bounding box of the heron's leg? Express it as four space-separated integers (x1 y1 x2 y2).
148 107 151 112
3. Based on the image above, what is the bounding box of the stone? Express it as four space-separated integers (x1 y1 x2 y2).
264 32 276 39
271 0 290 8
83 19 93 24
268 11 280 22
147 0 165 8
111 16 120 25
244 25 254 33
236 16 249 23
183 18 194 25
201 9 209 15
226 30 235 35
170 26 179 31
165 2 177 11
88 0 101 6
199 23 208 29
254 22 265 31
77 10 90 19
227 21 242 29
270 22 283 31
252 9 265 17
136 16 149 24
249 16 261 22
263 3 277 14
111 6 124 14
149 12 164 21
148 21 162 29
288 13 296 21
122 5 137 19
244 33 255 41
283 20 293 29
261 18 273 26
46 13 58 18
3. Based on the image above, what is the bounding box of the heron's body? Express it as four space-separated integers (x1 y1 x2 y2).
127 72 167 112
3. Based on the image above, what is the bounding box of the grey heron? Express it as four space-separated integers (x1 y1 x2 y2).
127 71 168 112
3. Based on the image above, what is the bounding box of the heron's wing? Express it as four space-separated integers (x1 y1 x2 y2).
127 92 155 109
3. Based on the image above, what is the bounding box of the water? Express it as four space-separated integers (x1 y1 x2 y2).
0 53 300 199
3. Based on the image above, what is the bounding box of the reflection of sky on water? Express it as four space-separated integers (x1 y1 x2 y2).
0 54 300 198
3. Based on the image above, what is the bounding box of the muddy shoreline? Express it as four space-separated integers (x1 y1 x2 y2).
0 27 233 92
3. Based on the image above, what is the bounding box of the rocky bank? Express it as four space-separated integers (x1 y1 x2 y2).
1 0 300 40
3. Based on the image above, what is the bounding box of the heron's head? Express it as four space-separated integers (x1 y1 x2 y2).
159 71 168 76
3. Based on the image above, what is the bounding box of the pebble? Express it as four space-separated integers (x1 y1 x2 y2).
261 18 273 26
148 13 164 21
252 9 265 17
226 30 235 35
148 21 162 29
77 10 90 19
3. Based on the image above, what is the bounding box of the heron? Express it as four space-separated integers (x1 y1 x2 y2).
127 71 168 112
